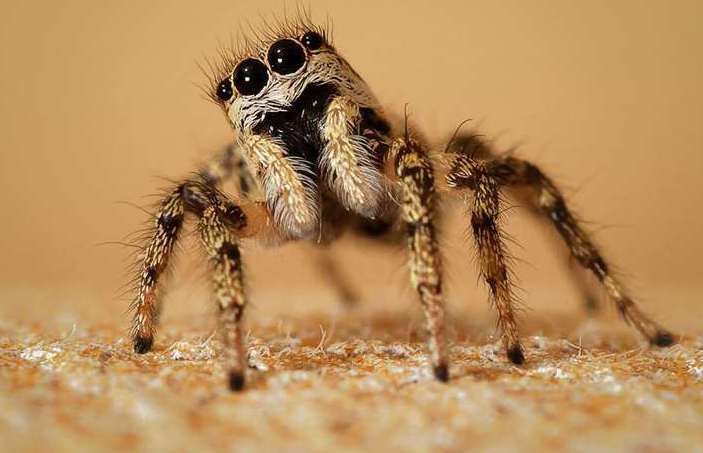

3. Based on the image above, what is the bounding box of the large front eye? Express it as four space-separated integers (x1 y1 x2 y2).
233 58 269 96
267 39 306 75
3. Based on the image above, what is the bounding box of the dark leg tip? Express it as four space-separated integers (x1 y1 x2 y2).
133 336 153 354
652 330 675 347
228 371 246 392
433 363 450 383
507 345 525 365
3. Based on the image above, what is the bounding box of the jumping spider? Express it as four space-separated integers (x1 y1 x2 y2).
130 16 675 391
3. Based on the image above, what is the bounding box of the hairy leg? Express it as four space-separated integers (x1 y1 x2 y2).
452 133 601 311
509 188 602 311
198 203 248 390
131 178 266 390
205 144 362 309
131 186 185 353
446 157 525 364
199 143 260 197
389 137 449 381
199 143 237 187
564 255 600 311
449 153 674 346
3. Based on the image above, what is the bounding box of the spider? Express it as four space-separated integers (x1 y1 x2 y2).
130 16 675 391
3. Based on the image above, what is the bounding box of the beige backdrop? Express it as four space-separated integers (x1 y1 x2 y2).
1 0 701 328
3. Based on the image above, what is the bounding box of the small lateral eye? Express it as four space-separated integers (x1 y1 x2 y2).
301 31 324 50
216 78 233 102
267 39 307 75
233 58 269 96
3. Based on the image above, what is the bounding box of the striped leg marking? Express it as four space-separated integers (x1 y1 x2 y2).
447 156 525 364
132 178 255 390
491 156 674 346
392 138 449 381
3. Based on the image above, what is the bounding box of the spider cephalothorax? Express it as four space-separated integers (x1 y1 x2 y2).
207 23 389 239
130 17 675 391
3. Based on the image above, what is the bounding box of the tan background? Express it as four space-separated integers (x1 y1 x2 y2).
2 2 703 451
1 0 701 326
1 0 702 321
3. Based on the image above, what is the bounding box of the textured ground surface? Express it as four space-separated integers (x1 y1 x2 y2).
2 277 702 452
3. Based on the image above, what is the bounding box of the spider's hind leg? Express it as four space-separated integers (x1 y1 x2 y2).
312 248 359 308
453 134 601 312
447 152 675 347
510 188 603 312
445 157 526 364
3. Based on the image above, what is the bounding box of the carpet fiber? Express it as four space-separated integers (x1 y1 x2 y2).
2 296 702 452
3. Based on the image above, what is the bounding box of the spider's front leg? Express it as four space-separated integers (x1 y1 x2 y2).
132 178 266 390
388 137 449 381
202 141 362 308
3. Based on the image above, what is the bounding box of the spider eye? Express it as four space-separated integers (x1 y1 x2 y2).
216 78 233 102
301 31 324 50
267 39 306 75
233 58 269 96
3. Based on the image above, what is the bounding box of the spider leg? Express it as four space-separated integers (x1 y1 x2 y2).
197 198 248 391
132 177 268 390
564 255 600 311
388 137 449 381
204 142 362 309
199 143 238 187
448 153 675 346
199 143 260 198
509 188 602 311
445 157 525 364
313 248 359 307
131 186 184 354
452 133 601 311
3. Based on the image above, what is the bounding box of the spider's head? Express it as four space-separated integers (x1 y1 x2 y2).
202 19 387 239
205 21 376 132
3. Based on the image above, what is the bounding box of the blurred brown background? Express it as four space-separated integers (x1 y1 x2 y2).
1 0 701 331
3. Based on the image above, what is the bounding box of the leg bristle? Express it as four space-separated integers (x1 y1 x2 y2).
433 363 450 382
133 336 153 354
229 371 246 391
652 330 675 347
507 345 525 365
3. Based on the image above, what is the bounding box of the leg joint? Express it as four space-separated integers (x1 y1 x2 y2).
218 241 241 263
471 211 498 236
